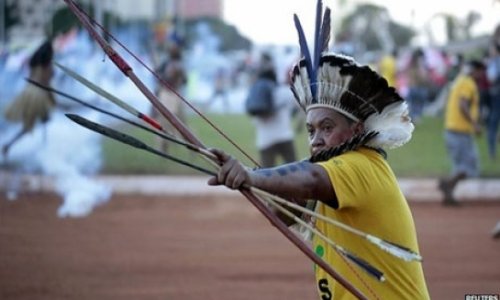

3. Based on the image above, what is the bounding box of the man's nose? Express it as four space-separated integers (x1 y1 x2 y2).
310 131 324 147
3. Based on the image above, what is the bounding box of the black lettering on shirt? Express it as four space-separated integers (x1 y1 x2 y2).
318 278 332 300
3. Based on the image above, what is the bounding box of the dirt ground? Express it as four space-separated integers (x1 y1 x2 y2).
0 192 499 300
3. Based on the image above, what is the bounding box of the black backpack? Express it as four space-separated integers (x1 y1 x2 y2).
245 78 275 117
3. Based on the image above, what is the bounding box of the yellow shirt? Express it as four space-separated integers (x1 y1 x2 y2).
313 148 429 300
445 74 479 133
379 55 397 87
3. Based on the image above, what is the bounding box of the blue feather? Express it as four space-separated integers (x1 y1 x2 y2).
293 14 313 88
294 1 332 103
309 0 324 100
313 0 323 76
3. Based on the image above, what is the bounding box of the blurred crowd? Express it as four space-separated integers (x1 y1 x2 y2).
375 26 500 163
1 20 499 196
372 24 500 211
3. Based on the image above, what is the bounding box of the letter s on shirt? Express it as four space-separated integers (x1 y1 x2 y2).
318 278 332 300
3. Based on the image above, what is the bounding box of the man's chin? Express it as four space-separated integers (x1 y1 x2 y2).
311 149 325 156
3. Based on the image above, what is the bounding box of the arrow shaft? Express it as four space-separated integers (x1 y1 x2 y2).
55 62 163 131
66 114 216 176
28 79 217 162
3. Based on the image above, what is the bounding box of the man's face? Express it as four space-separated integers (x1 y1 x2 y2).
306 107 361 156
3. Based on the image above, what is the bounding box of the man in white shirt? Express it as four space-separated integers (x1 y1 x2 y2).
253 83 297 167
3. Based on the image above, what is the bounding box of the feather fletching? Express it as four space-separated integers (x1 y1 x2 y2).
366 235 422 262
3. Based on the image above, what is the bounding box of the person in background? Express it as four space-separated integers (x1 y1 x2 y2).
438 60 484 206
446 53 465 83
247 53 297 167
477 50 491 126
378 48 398 88
405 48 429 123
488 25 500 239
486 27 500 161
205 67 230 112
152 43 187 153
2 40 55 158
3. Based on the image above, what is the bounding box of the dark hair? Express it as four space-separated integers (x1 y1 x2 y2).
29 40 53 68
258 68 277 83
261 52 272 63
468 59 485 70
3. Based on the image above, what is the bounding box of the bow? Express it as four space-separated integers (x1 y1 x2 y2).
31 76 421 264
62 0 368 298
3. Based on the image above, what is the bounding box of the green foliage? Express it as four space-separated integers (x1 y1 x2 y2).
51 3 122 38
339 3 415 51
389 23 416 48
387 117 449 177
101 114 499 177
4 2 20 31
183 17 252 51
388 116 500 177
102 113 303 174
51 6 80 36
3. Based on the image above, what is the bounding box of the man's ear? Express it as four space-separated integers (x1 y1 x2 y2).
352 121 365 135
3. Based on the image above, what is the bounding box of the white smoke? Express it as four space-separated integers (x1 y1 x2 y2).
0 111 112 218
0 23 302 217
0 28 155 218
38 112 112 218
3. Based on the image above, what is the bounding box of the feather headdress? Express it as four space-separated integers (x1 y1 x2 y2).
291 1 413 150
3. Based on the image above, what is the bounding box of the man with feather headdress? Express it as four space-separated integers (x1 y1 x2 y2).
208 1 430 299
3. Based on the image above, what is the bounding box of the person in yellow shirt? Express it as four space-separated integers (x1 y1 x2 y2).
378 49 398 88
207 3 429 298
438 60 484 206
209 55 429 299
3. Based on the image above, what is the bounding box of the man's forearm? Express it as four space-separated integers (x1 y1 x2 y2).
249 161 329 202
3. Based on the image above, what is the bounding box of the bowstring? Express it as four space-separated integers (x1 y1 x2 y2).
76 5 261 168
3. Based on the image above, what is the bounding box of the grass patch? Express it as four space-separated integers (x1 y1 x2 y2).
102 114 500 177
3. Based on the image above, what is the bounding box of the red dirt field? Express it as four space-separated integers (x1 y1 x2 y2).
0 192 499 300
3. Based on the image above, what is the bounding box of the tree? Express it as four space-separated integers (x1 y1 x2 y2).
183 16 252 52
51 4 122 38
463 11 481 39
427 11 481 44
338 3 415 52
3 1 20 32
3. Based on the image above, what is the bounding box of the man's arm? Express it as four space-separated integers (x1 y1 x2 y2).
207 149 337 208
459 97 481 135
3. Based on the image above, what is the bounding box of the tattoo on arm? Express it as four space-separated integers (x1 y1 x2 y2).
255 161 311 177
255 169 274 177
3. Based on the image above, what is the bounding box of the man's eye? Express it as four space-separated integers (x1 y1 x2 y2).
307 129 314 137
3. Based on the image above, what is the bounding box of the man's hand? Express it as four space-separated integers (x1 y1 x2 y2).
207 148 251 189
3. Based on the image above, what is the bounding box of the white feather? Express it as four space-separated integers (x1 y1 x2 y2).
365 102 414 149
